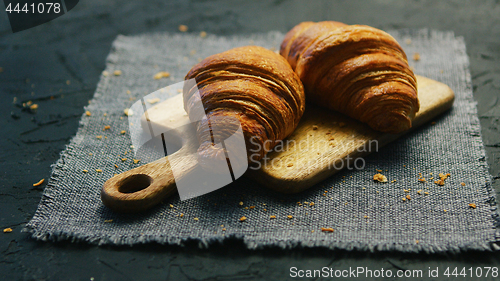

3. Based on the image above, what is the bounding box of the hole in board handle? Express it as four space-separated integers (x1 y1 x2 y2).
118 174 153 193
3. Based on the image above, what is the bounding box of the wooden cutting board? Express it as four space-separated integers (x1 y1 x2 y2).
143 75 454 193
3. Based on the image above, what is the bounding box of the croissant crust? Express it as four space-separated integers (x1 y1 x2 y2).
280 21 419 134
184 46 306 167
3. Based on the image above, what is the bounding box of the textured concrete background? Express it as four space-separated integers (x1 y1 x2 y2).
1 0 499 280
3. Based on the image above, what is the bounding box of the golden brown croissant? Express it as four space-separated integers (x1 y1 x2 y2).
184 46 305 167
281 21 419 134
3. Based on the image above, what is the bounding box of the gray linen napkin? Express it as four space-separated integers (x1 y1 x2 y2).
26 30 499 253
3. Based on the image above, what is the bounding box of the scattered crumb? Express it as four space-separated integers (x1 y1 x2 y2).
124 108 133 116
406 195 411 200
85 111 91 116
178 25 188 32
104 219 113 223
443 209 447 212
287 163 294 167
114 164 118 169
222 228 226 231
82 169 88 173
373 173 388 183
239 201 243 206
96 169 102 173
113 70 122 76
469 203 477 209
287 215 293 219
402 197 407 202
200 31 207 38
417 190 422 195
179 213 184 217
154 71 171 80
33 178 45 187
121 158 127 162
418 178 426 182
434 173 450 186
239 216 247 222
461 182 466 186
312 125 318 130
3 228 13 233
194 217 199 221
416 240 419 244
96 135 102 139
133 159 140 164
321 227 334 232
424 192 429 195
103 125 111 130
249 206 255 209
309 202 314 206
147 98 160 104
376 169 382 172
413 52 420 61
404 189 409 193
270 215 276 219
120 130 126 134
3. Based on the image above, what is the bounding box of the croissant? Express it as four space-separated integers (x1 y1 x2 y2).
280 21 419 134
184 46 305 168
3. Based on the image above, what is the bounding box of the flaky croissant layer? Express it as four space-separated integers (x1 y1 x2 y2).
281 21 419 134
184 46 306 167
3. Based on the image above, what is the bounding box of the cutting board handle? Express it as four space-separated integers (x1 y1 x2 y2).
101 152 197 213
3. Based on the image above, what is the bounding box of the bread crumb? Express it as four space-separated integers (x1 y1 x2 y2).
239 201 243 206
113 70 122 76
178 25 188 32
114 164 118 169
321 227 334 232
417 190 422 195
200 31 207 38
469 203 477 209
96 169 102 173
154 71 171 80
3 228 13 233
120 130 126 134
133 159 140 164
424 192 429 195
413 52 420 61
312 125 318 130
402 197 406 202
418 178 426 182
104 219 113 223
287 215 293 219
33 178 45 187
194 217 199 221
121 158 127 162
82 169 88 173
461 182 466 186
29 104 38 111
270 215 276 219
179 213 184 217
222 228 226 231
309 202 314 206
147 98 160 104
443 209 447 212
85 111 91 116
103 125 111 130
239 216 247 222
249 206 255 209
102 71 109 77
373 173 388 183
96 135 102 139
124 108 133 116
406 195 411 200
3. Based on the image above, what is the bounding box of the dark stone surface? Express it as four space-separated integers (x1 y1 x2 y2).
0 0 499 280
